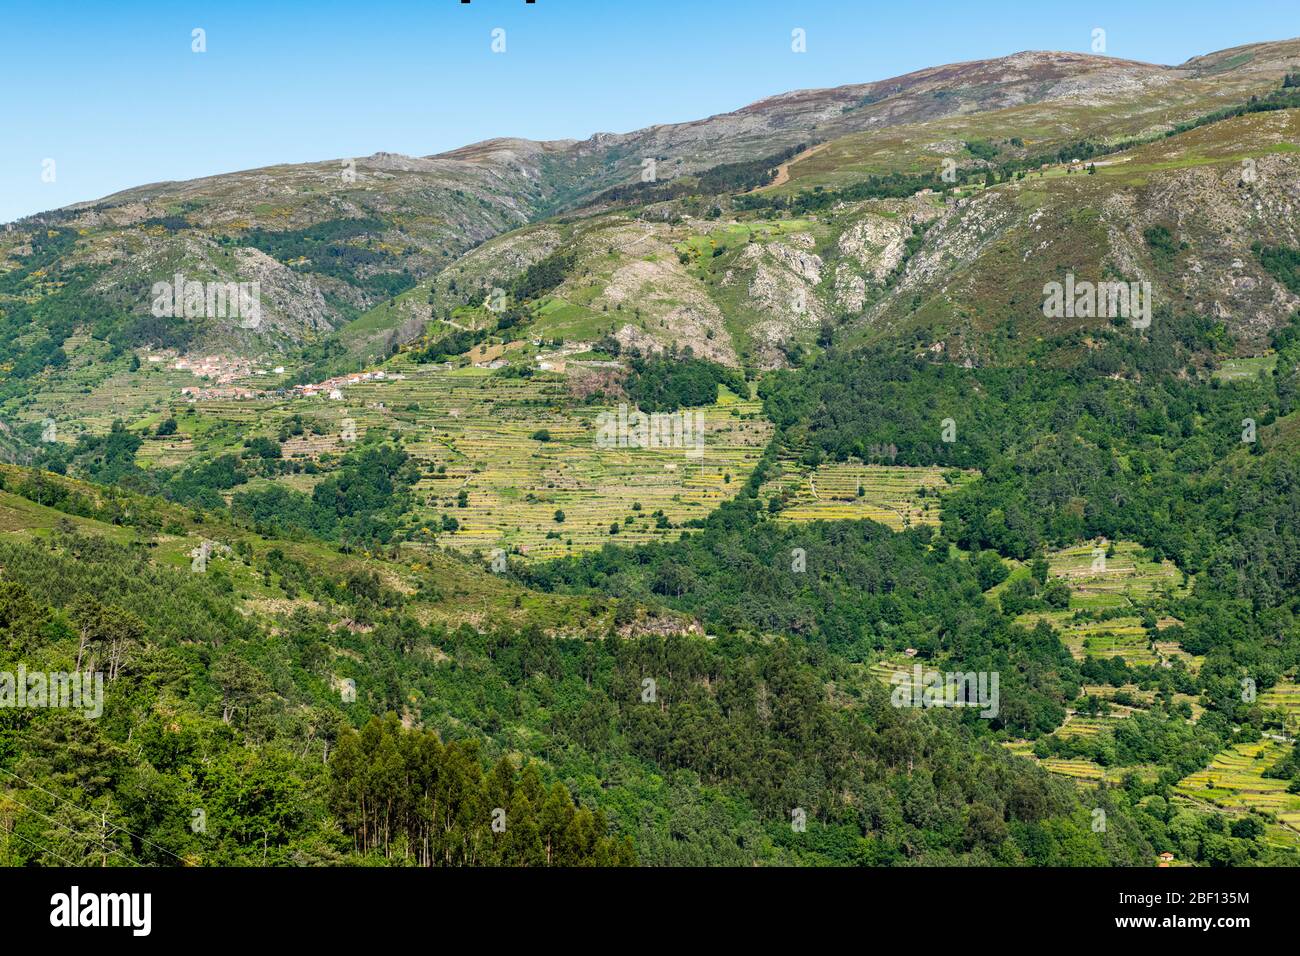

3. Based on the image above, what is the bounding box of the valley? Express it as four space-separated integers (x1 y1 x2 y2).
2 27 1300 871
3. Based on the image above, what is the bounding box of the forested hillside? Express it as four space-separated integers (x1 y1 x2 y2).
4 34 1300 869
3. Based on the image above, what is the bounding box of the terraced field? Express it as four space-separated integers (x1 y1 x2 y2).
1055 712 1127 740
1175 740 1300 847
996 541 1203 785
761 459 977 530
1081 683 1205 720
19 348 192 445
1041 758 1165 785
1260 678 1300 735
869 657 919 689
398 375 771 561
1014 540 1193 668
1049 540 1189 607
1002 740 1162 786
872 539 1199 790
883 649 1182 791
1070 620 1158 665
89 351 773 565
1038 758 1106 782
23 343 294 464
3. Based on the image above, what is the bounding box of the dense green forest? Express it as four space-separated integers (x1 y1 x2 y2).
619 353 750 411
0 521 1184 867
237 218 416 297
511 314 1300 864
0 523 632 865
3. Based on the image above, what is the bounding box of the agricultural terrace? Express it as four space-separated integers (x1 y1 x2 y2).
1212 354 1279 382
760 456 977 530
1260 678 1300 736
991 541 1200 785
1012 540 1193 668
123 352 772 563
398 374 770 561
1176 740 1300 848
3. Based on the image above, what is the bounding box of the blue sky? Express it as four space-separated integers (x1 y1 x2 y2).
2 0 1297 223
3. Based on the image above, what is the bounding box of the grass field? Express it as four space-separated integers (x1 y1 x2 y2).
1213 354 1278 382
675 219 816 261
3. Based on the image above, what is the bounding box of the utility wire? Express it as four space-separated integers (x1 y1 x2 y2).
0 766 188 865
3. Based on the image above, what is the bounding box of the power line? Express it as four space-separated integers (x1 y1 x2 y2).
0 790 143 867
0 766 188 865
3 826 80 867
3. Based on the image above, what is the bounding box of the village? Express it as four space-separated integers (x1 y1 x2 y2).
162 336 615 403
160 349 407 403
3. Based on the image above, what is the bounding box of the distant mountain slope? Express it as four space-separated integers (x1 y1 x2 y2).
1 37 1298 383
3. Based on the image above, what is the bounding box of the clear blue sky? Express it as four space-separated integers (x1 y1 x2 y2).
2 0 1297 223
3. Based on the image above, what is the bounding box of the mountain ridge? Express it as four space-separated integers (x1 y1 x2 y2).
3 35 1299 382
20 37 1300 226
